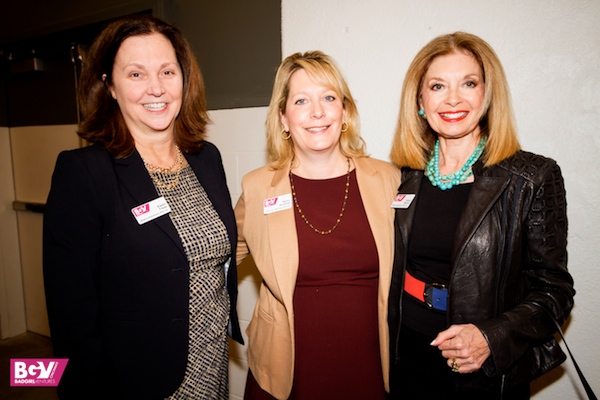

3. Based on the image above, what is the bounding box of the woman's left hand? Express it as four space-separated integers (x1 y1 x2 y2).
430 323 491 373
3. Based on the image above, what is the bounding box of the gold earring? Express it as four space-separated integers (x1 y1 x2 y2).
341 122 348 133
281 129 291 140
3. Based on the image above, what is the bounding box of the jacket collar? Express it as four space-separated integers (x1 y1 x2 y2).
264 157 385 308
266 163 298 309
114 151 184 255
397 164 509 263
395 169 421 253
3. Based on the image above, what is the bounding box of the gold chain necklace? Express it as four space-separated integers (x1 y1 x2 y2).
289 158 351 235
143 146 184 190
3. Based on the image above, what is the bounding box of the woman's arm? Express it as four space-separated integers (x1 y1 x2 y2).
234 184 251 266
475 161 575 375
43 150 106 398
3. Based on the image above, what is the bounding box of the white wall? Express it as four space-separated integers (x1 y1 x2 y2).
206 108 267 400
215 1 600 399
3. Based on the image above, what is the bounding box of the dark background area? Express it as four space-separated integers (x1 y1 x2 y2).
0 0 281 127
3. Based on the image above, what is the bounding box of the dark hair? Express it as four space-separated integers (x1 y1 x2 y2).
77 15 210 157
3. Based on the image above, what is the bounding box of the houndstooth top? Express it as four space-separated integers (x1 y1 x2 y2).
149 164 231 400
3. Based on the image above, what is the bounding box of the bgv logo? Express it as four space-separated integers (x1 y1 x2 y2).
10 358 68 387
132 203 150 217
264 197 278 207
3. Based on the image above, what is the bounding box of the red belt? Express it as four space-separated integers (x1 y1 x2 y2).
404 270 448 311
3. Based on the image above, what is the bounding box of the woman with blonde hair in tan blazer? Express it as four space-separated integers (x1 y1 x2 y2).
235 51 400 399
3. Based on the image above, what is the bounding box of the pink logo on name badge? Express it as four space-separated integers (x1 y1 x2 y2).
395 194 406 202
264 197 278 207
10 358 68 387
131 203 150 217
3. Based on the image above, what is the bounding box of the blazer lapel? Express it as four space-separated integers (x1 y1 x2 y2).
396 166 508 270
395 169 423 249
451 173 509 264
266 166 299 308
354 158 396 291
114 151 185 254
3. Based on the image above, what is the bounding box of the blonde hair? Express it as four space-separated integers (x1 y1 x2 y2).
266 51 366 169
390 32 520 169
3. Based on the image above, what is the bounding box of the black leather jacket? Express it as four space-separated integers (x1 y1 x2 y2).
388 150 575 392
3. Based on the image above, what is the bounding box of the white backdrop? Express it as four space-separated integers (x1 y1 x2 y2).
281 1 599 399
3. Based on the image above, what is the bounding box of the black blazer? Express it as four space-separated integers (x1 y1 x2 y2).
43 142 243 400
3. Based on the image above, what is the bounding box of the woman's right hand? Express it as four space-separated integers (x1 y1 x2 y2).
431 323 491 374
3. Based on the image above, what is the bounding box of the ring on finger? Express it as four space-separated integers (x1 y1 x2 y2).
451 358 459 373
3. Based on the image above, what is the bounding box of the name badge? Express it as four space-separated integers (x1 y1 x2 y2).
263 193 292 214
131 197 171 225
391 194 416 209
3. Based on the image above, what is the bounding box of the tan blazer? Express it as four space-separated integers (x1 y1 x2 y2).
235 156 400 399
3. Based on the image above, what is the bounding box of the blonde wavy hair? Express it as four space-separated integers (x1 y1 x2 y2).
266 51 366 169
390 32 520 169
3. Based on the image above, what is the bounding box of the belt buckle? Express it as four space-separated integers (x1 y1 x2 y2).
424 282 448 311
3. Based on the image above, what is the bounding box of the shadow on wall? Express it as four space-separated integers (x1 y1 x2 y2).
530 314 578 397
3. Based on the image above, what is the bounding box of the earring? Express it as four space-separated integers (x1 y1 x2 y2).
281 129 291 140
341 122 348 133
418 109 425 117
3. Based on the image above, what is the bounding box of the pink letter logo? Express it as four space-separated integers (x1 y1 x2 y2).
264 197 278 207
131 203 150 217
395 194 406 202
10 358 68 387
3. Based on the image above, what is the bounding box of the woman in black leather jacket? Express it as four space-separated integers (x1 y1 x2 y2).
387 32 574 399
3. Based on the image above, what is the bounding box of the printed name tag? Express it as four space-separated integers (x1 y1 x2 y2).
391 194 416 209
131 197 171 225
263 193 292 214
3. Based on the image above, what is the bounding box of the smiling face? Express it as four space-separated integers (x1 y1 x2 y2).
420 51 485 141
280 68 345 160
109 32 183 140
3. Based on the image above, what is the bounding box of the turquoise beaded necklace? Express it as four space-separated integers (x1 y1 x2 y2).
426 137 486 190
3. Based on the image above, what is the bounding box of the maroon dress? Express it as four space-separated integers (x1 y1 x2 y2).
244 170 386 399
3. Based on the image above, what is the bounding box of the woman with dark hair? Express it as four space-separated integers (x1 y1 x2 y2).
388 31 574 399
43 15 242 399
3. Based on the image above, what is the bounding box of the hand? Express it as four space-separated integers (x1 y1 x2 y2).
430 323 491 374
